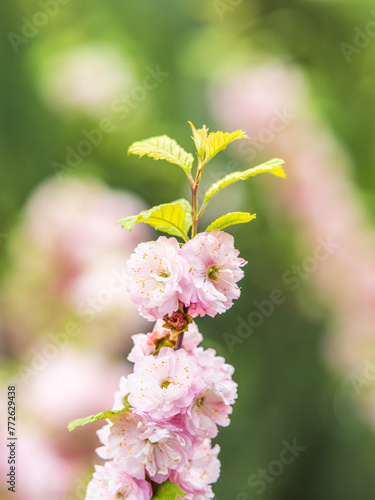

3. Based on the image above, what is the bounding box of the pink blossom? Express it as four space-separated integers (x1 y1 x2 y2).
96 422 112 460
172 439 220 498
194 347 235 380
179 322 204 353
112 376 130 411
126 237 192 321
180 230 246 317
85 461 152 500
127 333 156 363
127 347 204 420
186 349 238 437
128 319 203 363
147 318 172 344
107 411 192 483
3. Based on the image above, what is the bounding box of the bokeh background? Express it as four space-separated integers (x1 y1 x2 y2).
1 1 375 499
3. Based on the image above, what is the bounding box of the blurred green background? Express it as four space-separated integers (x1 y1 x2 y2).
1 1 375 499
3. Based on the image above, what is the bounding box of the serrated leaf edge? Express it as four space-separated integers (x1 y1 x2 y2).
205 212 257 232
117 199 192 242
203 159 285 206
128 135 194 175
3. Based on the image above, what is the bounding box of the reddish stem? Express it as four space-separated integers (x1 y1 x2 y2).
175 332 184 350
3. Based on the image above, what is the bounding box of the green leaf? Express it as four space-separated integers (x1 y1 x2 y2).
205 129 248 161
206 212 256 232
68 402 131 432
117 199 192 242
188 121 208 157
203 159 285 206
152 481 185 500
118 215 138 231
128 135 194 175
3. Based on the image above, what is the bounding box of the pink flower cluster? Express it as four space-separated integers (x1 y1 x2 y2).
84 230 242 498
86 320 238 499
126 229 246 320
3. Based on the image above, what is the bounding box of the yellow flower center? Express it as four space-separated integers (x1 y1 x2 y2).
207 265 219 282
158 267 170 278
161 379 171 389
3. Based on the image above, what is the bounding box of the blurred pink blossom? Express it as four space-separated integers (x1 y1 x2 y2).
38 44 135 118
1 347 130 500
211 61 375 423
2 176 149 353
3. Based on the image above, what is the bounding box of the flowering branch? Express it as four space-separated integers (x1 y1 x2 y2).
68 122 285 500
191 184 199 239
175 331 184 350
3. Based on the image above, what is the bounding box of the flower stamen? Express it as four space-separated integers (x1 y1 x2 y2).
207 265 219 282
